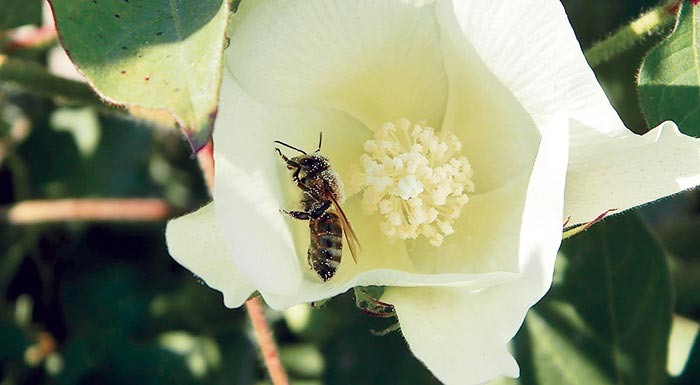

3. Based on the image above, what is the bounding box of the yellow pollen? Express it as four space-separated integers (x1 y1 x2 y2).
351 118 475 247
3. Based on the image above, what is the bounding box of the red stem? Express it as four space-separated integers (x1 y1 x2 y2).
245 297 290 385
1 25 57 52
2 198 171 224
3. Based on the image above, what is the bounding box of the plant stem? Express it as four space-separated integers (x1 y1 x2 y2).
1 25 58 52
584 0 680 67
246 297 290 385
195 140 290 385
1 199 172 224
562 209 617 239
196 140 216 192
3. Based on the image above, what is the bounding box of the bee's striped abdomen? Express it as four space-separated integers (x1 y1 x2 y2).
308 212 343 281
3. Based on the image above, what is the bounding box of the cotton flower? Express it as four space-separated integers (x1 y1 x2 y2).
166 1 700 384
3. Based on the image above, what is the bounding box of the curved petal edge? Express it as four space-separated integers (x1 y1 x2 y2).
166 203 256 308
565 121 700 225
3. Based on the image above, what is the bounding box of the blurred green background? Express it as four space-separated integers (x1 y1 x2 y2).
1 1 698 384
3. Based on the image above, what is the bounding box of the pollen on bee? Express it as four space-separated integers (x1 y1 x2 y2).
350 118 474 247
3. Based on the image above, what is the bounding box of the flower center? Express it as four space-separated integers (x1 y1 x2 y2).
350 118 475 246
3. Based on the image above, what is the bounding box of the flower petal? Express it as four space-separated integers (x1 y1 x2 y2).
384 115 569 384
385 286 519 384
165 203 255 308
406 172 529 275
435 0 627 135
436 2 540 193
565 121 700 225
229 0 448 129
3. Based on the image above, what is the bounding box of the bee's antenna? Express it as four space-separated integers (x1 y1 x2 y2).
317 131 323 152
274 140 307 155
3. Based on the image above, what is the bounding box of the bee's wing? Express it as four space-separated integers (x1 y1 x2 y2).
329 195 361 264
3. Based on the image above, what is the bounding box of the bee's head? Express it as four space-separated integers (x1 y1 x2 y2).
291 153 330 172
275 132 327 172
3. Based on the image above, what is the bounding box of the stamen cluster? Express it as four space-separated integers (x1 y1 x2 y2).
351 119 475 246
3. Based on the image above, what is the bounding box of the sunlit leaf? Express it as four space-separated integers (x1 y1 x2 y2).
668 316 700 377
673 331 700 384
638 2 700 137
48 0 229 151
279 343 324 378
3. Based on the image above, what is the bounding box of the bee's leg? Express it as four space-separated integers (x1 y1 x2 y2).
308 200 331 219
275 147 293 164
281 200 329 221
281 209 311 221
276 148 304 178
275 148 312 194
291 171 311 193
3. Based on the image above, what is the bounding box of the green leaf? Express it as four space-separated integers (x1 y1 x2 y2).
205 328 256 385
638 2 700 137
515 212 673 385
292 292 439 385
655 215 700 318
61 266 151 337
0 319 30 361
0 0 42 31
59 336 196 385
48 0 229 151
0 55 106 108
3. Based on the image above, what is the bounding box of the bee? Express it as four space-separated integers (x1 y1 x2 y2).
274 133 360 281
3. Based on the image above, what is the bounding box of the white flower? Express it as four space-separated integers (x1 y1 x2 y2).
166 1 700 384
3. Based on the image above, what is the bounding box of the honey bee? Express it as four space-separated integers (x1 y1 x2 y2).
275 133 360 281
